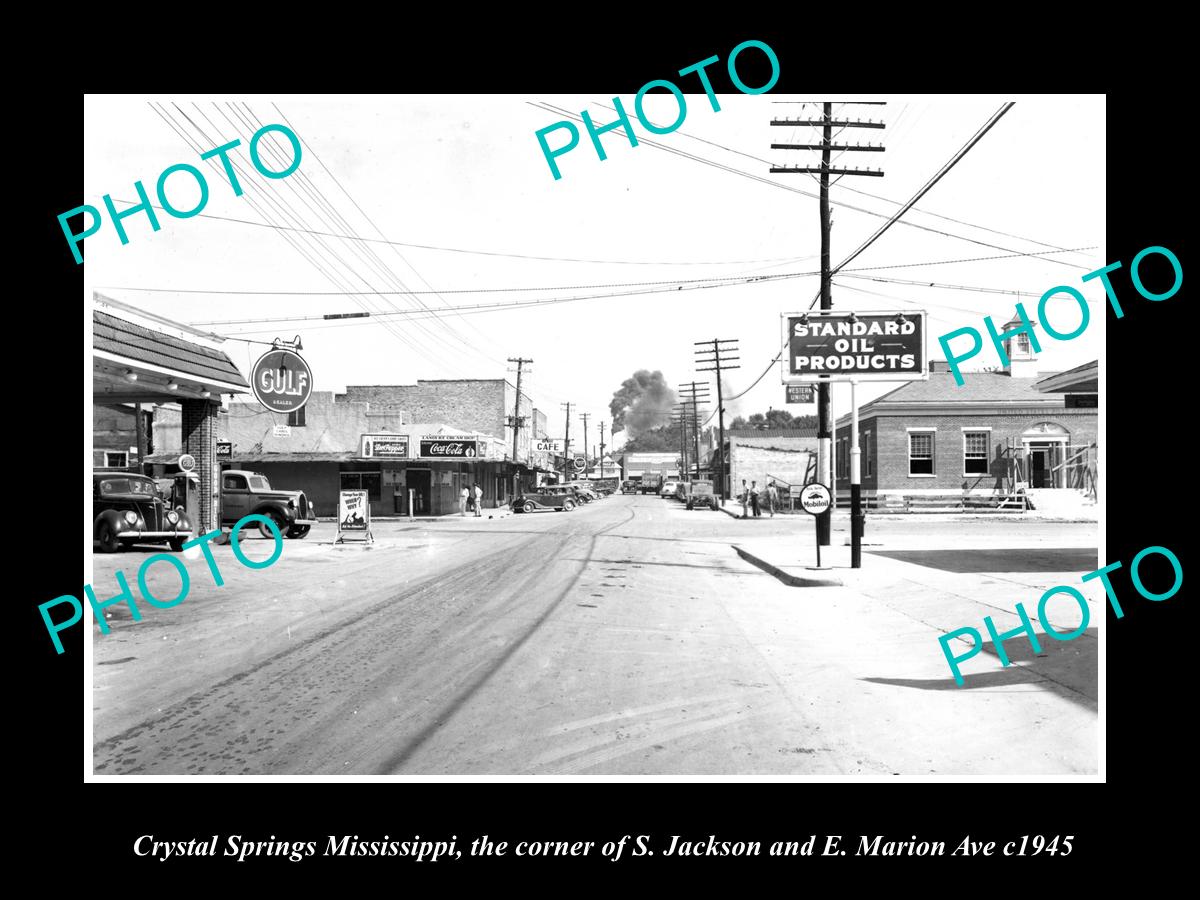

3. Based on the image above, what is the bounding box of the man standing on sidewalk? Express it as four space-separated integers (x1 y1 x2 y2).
766 480 778 517
740 479 749 518
750 480 761 517
459 484 469 516
473 482 484 517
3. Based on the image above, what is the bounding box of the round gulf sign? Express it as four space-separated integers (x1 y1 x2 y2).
799 482 831 515
573 456 587 471
251 349 312 414
177 453 196 472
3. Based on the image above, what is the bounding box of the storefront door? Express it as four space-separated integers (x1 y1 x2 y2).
408 469 431 515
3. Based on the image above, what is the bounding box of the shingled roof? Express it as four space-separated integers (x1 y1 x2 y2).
867 371 1066 406
94 310 249 388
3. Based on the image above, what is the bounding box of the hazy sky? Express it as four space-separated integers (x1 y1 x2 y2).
84 93 1105 451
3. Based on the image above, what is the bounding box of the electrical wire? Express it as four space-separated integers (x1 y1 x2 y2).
563 101 1088 268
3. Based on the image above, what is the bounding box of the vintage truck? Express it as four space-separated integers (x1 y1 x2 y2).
640 473 663 494
220 470 319 539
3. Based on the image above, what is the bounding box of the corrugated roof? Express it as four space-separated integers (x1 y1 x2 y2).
869 371 1065 406
726 428 817 438
94 311 249 388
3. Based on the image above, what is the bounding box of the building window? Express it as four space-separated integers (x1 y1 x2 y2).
964 431 990 475
1016 333 1030 354
103 451 128 468
287 407 306 427
909 432 934 476
340 471 382 501
863 431 873 478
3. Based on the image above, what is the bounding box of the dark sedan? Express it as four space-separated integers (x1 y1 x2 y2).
512 485 577 513
93 472 194 552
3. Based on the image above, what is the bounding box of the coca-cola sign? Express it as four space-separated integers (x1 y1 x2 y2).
419 439 479 459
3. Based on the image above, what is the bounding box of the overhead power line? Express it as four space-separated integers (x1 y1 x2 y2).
563 101 1089 270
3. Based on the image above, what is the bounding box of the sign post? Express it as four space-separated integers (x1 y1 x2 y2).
782 310 928 567
798 482 832 568
336 489 372 544
850 379 863 569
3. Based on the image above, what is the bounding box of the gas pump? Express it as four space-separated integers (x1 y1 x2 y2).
172 471 202 529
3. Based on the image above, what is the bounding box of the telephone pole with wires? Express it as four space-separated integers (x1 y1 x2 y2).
770 101 885 548
507 357 532 496
671 403 693 482
678 382 710 481
579 413 590 476
599 422 607 479
695 339 739 503
560 402 572 482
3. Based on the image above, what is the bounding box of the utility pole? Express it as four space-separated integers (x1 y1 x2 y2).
560 401 571 482
579 412 590 478
770 101 885 557
507 357 532 496
602 425 608 478
671 402 691 481
678 381 710 481
696 339 739 503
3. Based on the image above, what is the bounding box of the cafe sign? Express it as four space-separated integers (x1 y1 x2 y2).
419 435 480 459
251 349 313 413
781 310 928 382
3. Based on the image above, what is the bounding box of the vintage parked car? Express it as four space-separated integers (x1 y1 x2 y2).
673 482 688 501
660 479 680 498
683 480 720 510
567 483 600 502
512 485 577 513
621 480 638 494
93 472 194 553
220 470 318 539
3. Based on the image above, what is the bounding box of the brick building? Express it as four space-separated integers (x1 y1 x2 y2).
834 346 1098 504
720 429 818 501
93 402 153 470
341 380 546 467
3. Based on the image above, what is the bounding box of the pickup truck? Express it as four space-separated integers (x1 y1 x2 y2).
220 469 319 539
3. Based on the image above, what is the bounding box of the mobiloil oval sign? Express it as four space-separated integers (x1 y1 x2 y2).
251 349 313 413
781 310 928 382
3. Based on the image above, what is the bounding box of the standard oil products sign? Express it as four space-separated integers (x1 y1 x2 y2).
419 435 480 459
782 310 928 382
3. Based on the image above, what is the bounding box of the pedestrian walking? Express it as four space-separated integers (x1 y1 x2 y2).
459 484 469 516
766 480 778 517
474 482 483 517
740 479 749 518
750 480 761 517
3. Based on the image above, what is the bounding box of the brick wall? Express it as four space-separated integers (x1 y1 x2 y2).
342 380 532 460
223 391 400 455
729 435 818 494
182 399 219 530
93 403 141 466
836 409 1098 493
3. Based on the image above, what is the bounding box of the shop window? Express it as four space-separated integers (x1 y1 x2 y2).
909 432 934 476
964 431 990 475
103 451 128 468
288 407 306 427
340 472 382 501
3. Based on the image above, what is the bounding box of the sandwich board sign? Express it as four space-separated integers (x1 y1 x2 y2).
336 489 372 544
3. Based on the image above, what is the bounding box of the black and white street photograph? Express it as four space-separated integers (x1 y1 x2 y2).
79 90 1106 779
